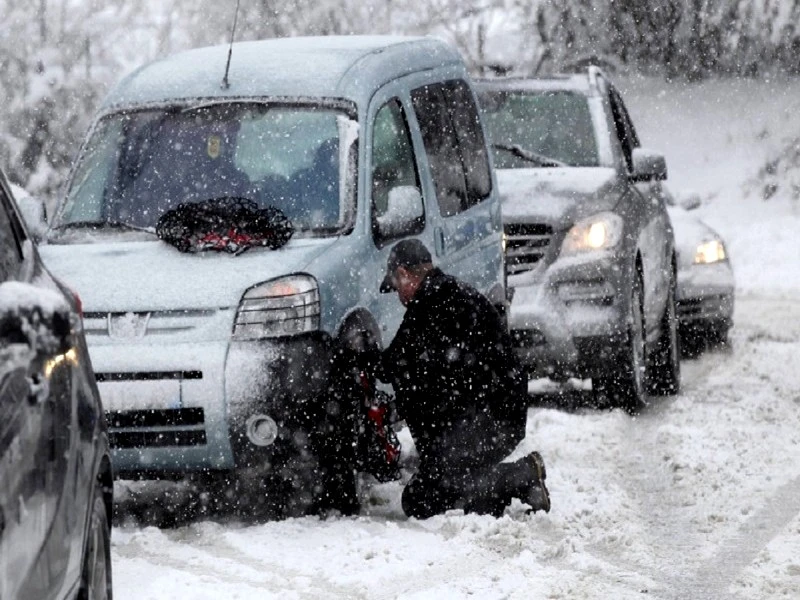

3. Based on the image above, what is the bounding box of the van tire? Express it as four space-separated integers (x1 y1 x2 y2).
311 345 363 516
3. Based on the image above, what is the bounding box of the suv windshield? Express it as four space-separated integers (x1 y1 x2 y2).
480 90 599 168
52 103 357 239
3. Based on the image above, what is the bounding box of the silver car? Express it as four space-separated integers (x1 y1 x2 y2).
37 36 505 516
662 187 734 351
477 69 680 412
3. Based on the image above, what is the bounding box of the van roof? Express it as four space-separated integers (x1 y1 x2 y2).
101 36 463 112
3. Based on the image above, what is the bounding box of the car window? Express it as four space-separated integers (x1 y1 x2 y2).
440 80 492 208
371 99 422 218
480 90 600 168
608 88 640 172
0 186 23 280
410 82 469 217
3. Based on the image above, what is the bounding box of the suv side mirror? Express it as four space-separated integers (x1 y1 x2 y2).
17 195 48 242
375 186 424 241
0 282 73 356
630 148 667 182
679 192 702 211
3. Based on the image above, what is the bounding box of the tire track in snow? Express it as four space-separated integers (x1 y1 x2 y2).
603 294 800 599
669 475 800 600
114 524 369 599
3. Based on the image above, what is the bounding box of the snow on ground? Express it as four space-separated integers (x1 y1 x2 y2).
111 76 800 599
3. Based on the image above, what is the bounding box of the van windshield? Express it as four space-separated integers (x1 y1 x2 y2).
51 103 358 240
479 90 600 168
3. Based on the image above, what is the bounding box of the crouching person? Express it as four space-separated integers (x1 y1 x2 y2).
377 239 550 519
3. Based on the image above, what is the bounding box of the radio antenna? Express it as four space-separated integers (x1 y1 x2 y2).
221 0 242 89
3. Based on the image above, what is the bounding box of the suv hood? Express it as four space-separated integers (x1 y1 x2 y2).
497 167 622 229
38 238 336 312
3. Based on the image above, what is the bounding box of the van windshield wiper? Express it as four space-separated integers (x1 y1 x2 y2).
53 220 155 234
492 143 567 168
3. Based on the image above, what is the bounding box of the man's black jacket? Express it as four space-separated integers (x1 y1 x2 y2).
379 268 527 461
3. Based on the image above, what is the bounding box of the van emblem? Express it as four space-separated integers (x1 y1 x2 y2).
207 135 221 159
108 312 151 338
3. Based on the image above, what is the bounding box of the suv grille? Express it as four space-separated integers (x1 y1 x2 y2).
505 223 553 275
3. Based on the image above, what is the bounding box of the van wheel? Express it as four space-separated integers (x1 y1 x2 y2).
648 274 681 396
593 270 646 414
78 485 113 600
207 433 321 521
312 345 362 516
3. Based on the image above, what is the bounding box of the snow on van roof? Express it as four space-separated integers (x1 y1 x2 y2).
102 36 463 111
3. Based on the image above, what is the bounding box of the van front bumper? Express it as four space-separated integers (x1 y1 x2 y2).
95 333 332 478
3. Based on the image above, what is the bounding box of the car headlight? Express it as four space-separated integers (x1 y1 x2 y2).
233 275 320 340
560 212 624 256
694 239 726 264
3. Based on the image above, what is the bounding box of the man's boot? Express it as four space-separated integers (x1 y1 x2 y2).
508 451 550 513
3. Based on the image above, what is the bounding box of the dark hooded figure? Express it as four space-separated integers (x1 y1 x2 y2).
377 239 551 519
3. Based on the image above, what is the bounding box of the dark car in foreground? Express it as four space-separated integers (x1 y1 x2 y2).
0 176 112 599
477 69 680 412
661 187 734 352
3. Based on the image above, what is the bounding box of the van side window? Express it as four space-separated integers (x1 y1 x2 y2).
371 99 425 243
410 83 468 217
371 100 421 215
441 80 492 207
411 80 492 217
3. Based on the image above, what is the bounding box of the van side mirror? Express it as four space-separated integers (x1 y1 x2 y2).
630 148 667 183
17 195 48 242
375 186 424 241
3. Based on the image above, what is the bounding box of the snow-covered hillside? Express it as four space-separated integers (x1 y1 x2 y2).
112 76 800 600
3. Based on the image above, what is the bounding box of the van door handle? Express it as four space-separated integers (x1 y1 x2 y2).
434 228 445 255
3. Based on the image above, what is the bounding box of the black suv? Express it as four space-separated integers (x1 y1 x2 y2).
0 174 113 599
477 69 680 411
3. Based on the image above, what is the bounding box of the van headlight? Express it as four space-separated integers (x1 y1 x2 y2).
233 275 320 340
560 212 624 256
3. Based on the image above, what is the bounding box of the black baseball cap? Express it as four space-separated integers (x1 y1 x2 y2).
380 239 433 293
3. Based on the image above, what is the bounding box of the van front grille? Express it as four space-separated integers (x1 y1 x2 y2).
106 407 206 448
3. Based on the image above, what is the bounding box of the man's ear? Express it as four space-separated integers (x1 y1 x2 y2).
395 265 409 281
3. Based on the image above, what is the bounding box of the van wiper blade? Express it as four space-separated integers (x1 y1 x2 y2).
54 220 155 234
492 143 567 168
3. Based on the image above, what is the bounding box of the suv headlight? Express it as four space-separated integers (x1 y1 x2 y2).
694 239 726 264
560 212 624 256
233 275 320 340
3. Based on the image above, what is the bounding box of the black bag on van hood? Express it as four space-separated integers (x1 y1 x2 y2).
156 197 293 254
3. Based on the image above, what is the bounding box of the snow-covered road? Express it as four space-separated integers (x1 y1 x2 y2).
110 75 800 599
110 292 800 600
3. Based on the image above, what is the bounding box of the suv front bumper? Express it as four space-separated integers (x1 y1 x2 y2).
508 254 629 380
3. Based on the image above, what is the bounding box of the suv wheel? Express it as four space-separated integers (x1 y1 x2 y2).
648 274 681 395
594 270 646 414
78 485 113 600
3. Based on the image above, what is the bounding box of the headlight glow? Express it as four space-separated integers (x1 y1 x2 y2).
694 240 726 264
233 274 320 340
561 212 624 256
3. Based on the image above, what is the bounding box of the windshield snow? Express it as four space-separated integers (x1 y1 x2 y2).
480 90 600 168
53 103 357 239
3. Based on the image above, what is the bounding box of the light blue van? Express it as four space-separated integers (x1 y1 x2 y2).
39 36 505 515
